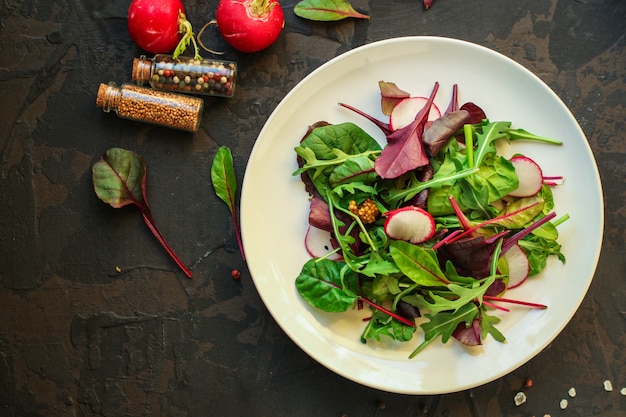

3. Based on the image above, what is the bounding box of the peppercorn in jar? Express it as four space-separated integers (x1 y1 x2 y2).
132 54 237 98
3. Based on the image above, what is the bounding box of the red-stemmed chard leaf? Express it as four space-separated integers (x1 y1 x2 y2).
444 84 459 114
375 82 440 179
92 147 193 278
294 0 370 21
211 146 246 261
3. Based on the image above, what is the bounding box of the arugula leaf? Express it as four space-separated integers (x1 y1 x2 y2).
294 0 370 21
507 128 563 145
361 310 416 343
410 302 479 358
418 274 495 316
480 310 505 342
472 120 511 168
519 235 565 276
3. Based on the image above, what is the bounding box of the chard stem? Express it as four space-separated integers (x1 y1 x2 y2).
360 297 415 327
141 208 193 278
484 295 547 309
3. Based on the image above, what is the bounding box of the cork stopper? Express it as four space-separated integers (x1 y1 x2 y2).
132 58 152 84
95 82 119 112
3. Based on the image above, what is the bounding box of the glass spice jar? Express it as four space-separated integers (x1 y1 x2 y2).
132 54 237 98
96 82 203 132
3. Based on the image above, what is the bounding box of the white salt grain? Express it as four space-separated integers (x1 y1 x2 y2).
603 380 613 391
514 391 527 406
568 387 577 397
620 387 626 396
560 399 568 409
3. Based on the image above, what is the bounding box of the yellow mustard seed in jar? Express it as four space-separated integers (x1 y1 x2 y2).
96 82 203 132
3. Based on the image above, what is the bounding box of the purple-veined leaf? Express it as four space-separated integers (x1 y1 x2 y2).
294 0 370 21
92 147 193 278
379 81 411 116
374 82 440 179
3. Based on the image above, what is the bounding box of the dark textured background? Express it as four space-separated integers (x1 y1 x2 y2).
0 0 624 416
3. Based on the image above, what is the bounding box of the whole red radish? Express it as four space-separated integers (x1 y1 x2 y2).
128 0 185 54
216 0 285 53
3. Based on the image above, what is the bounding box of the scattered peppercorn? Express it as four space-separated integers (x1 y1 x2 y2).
231 269 241 280
348 198 380 224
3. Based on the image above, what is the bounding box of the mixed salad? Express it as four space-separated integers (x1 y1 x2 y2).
293 81 568 357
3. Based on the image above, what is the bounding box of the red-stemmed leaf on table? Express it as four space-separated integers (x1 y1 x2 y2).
92 147 193 278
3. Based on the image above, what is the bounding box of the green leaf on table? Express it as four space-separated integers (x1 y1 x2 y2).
211 146 245 260
295 0 370 21
92 147 145 208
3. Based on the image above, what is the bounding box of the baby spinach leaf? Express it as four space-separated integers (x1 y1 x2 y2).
295 258 358 312
461 155 518 211
490 196 545 229
294 122 381 198
92 147 192 278
294 0 370 21
328 155 377 187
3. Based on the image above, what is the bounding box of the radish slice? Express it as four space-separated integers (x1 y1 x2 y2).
390 97 442 131
501 244 530 289
304 225 342 261
383 206 436 244
509 155 544 197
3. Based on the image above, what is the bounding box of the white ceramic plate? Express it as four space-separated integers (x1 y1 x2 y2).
240 37 603 394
